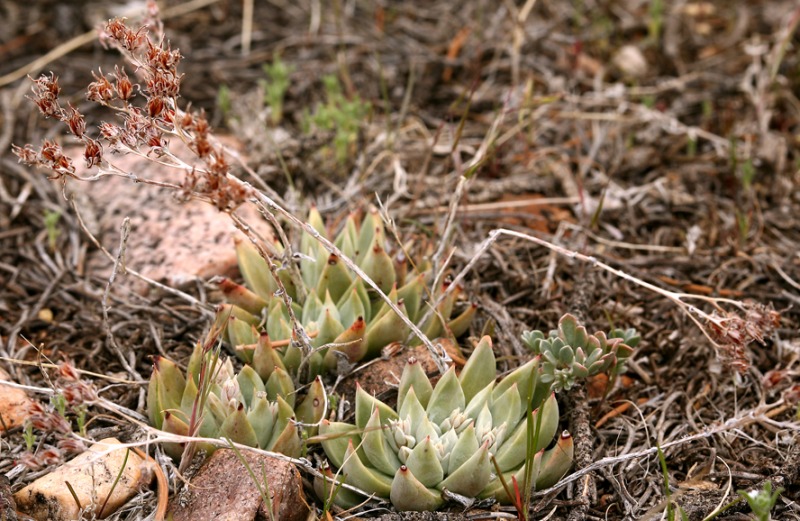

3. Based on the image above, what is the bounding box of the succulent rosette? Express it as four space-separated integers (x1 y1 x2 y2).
219 206 475 382
521 314 639 391
315 336 574 511
147 340 325 461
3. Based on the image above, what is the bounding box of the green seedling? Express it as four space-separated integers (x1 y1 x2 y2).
44 209 61 252
738 482 783 521
261 55 293 126
305 74 371 164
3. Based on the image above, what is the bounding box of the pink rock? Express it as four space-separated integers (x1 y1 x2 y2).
14 438 152 520
0 367 35 431
169 449 309 521
67 136 273 292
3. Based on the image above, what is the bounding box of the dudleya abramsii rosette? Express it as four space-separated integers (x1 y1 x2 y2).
147 339 325 462
521 314 639 392
218 206 475 383
315 336 573 511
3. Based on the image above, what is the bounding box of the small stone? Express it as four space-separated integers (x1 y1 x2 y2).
169 449 309 521
66 136 273 294
0 367 35 431
14 438 152 521
612 45 648 78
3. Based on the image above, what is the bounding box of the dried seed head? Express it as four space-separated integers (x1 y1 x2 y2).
113 66 134 101
87 71 115 103
84 138 102 167
146 96 166 117
64 103 86 138
12 143 40 166
29 73 63 119
102 18 147 51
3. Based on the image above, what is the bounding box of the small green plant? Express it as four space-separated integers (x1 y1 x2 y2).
23 423 36 451
648 0 664 44
305 74 371 164
147 340 326 461
657 445 688 521
261 55 293 126
217 83 232 121
316 337 573 511
219 205 474 383
738 482 783 521
521 314 639 392
43 209 61 251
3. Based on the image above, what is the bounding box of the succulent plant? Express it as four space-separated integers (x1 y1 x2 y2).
521 314 639 392
147 339 325 461
315 336 573 511
219 206 475 382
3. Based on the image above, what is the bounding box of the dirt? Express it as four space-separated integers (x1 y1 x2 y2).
1 0 799 520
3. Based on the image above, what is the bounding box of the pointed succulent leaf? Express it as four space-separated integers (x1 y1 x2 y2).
365 300 409 357
269 417 301 457
355 384 398 430
413 414 440 443
426 366 465 426
356 207 384 262
161 411 190 460
446 422 479 475
363 407 403 475
533 431 574 490
361 238 396 295
337 286 367 330
490 382 522 434
342 440 393 497
236 365 265 408
301 205 327 257
313 307 345 349
217 277 269 315
282 343 302 376
301 291 323 324
439 440 491 496
390 465 444 512
251 333 286 381
247 394 276 449
320 420 360 470
235 239 278 300
314 463 363 510
396 274 425 323
227 316 259 352
266 395 296 446
493 393 559 473
153 356 186 416
397 387 427 429
397 357 433 411
316 254 352 303
459 336 497 403
218 404 259 448
324 316 367 370
265 367 296 408
295 376 326 427
370 283 399 323
266 301 292 341
492 357 539 408
447 303 477 338
147 371 163 429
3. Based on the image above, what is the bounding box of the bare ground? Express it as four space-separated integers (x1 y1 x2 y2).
1 1 799 520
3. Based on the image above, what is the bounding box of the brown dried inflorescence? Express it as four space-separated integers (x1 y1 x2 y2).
706 302 780 373
13 6 248 210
